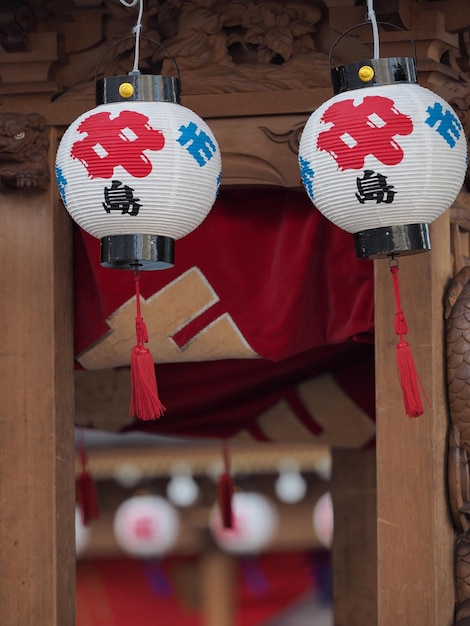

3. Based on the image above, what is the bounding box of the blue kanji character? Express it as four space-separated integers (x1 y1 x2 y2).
299 156 315 199
177 121 217 166
425 102 462 148
55 164 68 205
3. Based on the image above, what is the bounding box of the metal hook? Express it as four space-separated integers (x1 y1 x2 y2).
328 21 417 69
94 34 182 88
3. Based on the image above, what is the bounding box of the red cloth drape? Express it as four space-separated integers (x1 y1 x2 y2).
77 552 322 626
74 188 374 361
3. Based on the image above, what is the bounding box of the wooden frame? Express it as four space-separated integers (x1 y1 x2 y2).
1 1 469 624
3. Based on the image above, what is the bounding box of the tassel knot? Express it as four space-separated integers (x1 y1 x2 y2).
218 441 234 529
135 315 148 345
394 311 408 337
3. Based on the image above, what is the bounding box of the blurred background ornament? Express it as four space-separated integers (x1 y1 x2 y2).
209 492 278 555
275 459 307 504
166 463 199 507
113 494 180 558
313 492 334 549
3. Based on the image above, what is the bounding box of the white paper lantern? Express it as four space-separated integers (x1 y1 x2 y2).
209 492 278 555
299 57 467 258
56 74 221 269
275 462 307 504
313 492 334 549
113 494 179 558
166 467 199 508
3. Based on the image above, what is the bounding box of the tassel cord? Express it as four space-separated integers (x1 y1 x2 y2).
389 258 427 417
134 270 149 347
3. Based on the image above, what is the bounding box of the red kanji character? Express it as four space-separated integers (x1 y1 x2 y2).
317 95 413 171
133 516 155 540
71 110 165 179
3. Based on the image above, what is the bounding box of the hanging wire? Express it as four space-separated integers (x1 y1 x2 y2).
366 0 380 59
119 0 144 74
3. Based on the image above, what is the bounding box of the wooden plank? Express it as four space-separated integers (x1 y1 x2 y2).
200 545 235 626
375 213 454 626
0 129 76 625
331 448 377 625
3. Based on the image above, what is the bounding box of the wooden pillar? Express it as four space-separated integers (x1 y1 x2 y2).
375 213 454 626
0 129 76 625
200 548 235 626
331 448 378 625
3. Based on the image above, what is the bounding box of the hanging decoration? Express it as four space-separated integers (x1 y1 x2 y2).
275 459 307 504
166 463 199 508
298 0 467 417
76 428 100 525
55 0 221 420
113 494 180 558
209 492 278 555
217 440 234 529
312 492 334 549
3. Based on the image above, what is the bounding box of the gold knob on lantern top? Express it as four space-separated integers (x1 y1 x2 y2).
358 65 374 82
119 82 135 98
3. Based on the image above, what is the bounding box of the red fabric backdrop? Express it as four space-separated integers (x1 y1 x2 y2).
74 188 374 359
77 552 326 626
74 188 375 435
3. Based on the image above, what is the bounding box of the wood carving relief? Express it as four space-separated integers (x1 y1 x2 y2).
443 27 470 624
49 0 337 99
0 113 49 191
0 1 37 52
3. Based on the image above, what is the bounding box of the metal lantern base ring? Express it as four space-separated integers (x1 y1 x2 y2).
353 223 430 259
100 234 175 270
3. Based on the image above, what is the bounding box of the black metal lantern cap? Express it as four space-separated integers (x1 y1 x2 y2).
354 223 430 259
101 234 175 270
96 74 181 105
331 57 417 95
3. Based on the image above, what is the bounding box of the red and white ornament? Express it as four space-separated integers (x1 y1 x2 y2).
113 494 179 558
299 58 467 258
209 492 278 555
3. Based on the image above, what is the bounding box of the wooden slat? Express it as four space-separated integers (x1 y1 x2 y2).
331 448 377 625
0 129 76 625
200 546 235 626
375 213 454 625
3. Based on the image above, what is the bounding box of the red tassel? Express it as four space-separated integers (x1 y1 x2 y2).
390 261 428 418
76 430 99 526
218 441 234 529
129 271 166 420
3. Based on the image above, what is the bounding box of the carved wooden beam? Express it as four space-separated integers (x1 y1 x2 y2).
0 113 49 191
0 1 37 52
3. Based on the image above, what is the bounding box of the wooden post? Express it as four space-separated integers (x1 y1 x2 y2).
331 448 378 625
200 547 235 626
0 129 76 625
375 213 454 626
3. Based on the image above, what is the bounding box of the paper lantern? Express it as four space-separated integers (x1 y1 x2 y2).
56 74 221 270
299 54 467 418
275 461 307 504
113 494 180 558
209 492 278 555
299 57 467 259
55 73 221 420
166 465 199 507
312 492 334 549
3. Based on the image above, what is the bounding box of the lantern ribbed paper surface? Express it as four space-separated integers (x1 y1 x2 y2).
299 81 467 240
113 495 180 558
209 493 279 554
56 100 221 242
